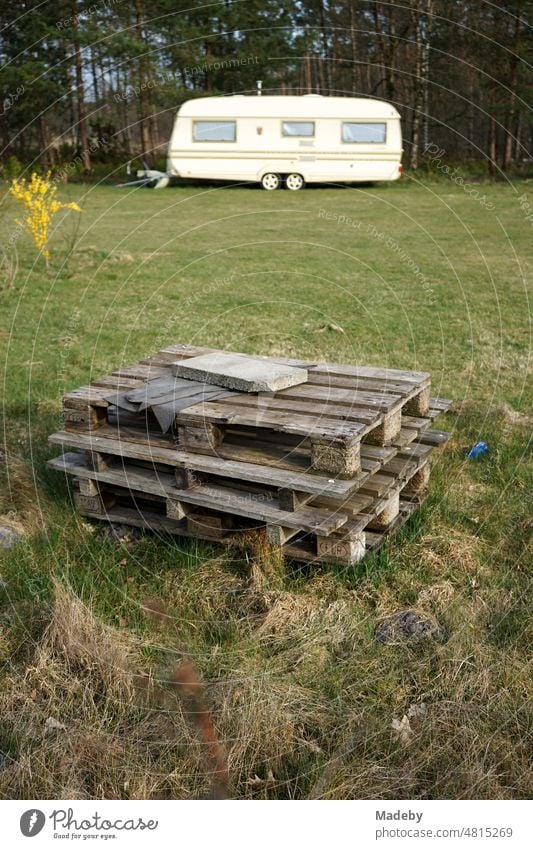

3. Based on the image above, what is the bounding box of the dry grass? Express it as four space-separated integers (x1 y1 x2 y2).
0 449 45 536
1 559 530 800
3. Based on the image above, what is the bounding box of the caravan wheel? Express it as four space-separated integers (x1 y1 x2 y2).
285 173 305 191
261 173 281 191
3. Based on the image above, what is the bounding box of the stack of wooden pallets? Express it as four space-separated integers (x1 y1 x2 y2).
48 344 452 567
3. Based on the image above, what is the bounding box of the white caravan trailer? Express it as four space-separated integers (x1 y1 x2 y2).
166 94 403 190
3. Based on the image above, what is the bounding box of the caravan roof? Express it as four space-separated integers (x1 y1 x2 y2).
178 95 400 120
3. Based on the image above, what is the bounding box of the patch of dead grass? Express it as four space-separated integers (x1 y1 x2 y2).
0 450 45 534
0 549 530 801
0 580 204 799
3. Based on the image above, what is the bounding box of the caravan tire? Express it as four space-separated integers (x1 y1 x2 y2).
261 173 281 191
285 173 305 191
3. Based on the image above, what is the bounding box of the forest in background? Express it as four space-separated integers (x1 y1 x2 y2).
0 1 531 179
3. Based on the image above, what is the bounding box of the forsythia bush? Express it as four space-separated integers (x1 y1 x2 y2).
9 171 81 264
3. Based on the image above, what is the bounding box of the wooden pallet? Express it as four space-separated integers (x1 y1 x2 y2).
62 344 448 478
54 344 453 568
48 427 443 567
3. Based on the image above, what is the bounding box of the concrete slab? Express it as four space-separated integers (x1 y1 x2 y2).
171 353 308 392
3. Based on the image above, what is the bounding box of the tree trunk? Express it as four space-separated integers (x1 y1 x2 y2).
409 5 424 169
149 113 160 160
119 65 132 155
318 1 331 92
135 0 151 164
98 53 107 100
421 0 433 151
501 11 522 170
91 46 100 101
487 112 497 176
204 37 213 92
374 2 399 101
385 5 397 101
350 2 358 94
38 114 55 169
72 2 91 175
409 0 433 169
514 110 522 161
305 53 312 93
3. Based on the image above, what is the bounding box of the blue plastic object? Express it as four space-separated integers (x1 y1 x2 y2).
467 441 489 459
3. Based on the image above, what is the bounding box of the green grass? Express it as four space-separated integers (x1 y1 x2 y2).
0 178 531 800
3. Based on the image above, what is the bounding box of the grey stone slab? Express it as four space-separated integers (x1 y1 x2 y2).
171 353 308 393
0 526 20 550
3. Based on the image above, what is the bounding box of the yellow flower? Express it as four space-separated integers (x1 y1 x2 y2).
9 171 82 263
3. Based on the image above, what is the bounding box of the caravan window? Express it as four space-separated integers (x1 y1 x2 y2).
342 122 387 143
193 121 236 142
282 121 315 137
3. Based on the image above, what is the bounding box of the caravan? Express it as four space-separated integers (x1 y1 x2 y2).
166 94 403 190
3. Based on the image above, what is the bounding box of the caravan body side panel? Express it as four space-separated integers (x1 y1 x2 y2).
167 96 402 185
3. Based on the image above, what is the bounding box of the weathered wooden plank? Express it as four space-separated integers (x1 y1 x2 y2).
391 427 420 447
91 375 146 392
175 400 362 442
429 397 453 413
63 386 109 409
306 371 427 400
380 455 420 479
311 491 374 516
177 423 224 451
111 363 169 381
360 444 397 462
64 406 107 432
187 512 233 539
308 363 430 386
48 452 350 534
397 443 433 460
418 429 451 446
74 504 218 541
275 383 403 414
208 392 382 430
47 427 370 497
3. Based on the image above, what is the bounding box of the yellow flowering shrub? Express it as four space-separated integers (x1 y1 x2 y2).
9 171 81 263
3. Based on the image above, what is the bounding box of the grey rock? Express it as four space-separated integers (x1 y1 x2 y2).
0 526 20 550
375 609 448 644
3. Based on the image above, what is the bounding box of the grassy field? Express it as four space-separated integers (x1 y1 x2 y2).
0 178 531 800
